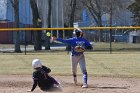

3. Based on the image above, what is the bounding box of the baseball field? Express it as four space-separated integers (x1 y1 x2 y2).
0 51 140 93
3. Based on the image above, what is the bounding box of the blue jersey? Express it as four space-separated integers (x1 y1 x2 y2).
56 37 92 56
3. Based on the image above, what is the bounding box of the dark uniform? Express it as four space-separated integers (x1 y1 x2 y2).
31 66 59 91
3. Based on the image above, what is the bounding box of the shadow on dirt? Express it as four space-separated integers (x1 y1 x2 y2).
43 87 62 92
88 85 128 90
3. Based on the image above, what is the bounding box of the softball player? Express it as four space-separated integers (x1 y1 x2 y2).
28 59 60 92
53 28 93 88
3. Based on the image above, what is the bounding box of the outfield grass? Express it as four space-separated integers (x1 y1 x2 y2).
94 42 140 51
0 52 140 78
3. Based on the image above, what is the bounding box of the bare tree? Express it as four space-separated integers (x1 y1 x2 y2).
128 0 140 25
48 0 52 28
10 0 21 52
81 0 104 41
69 0 77 27
81 0 122 41
30 0 42 51
44 0 52 50
63 0 78 37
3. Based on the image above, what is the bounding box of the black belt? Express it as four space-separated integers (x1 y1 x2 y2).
72 53 83 56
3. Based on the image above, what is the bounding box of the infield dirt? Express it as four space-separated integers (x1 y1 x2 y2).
0 75 140 93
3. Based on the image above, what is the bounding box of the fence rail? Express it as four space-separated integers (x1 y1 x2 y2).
0 26 140 31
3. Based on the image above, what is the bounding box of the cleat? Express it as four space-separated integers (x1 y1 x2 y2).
82 83 88 88
53 84 60 88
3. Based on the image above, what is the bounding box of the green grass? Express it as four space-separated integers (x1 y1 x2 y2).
86 53 140 77
0 52 140 78
94 42 140 51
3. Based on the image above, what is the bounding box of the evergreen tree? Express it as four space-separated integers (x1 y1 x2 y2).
128 0 140 25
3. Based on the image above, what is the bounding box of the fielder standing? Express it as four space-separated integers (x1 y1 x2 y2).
52 28 93 88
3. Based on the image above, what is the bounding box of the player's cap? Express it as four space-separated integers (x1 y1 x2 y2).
32 59 42 69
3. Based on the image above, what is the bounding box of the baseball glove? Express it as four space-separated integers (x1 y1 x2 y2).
74 46 85 52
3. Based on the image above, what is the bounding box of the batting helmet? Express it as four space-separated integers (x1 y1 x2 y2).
73 28 83 37
32 59 42 69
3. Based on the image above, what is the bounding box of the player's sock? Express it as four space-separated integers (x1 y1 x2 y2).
82 73 88 88
83 72 88 84
73 75 77 85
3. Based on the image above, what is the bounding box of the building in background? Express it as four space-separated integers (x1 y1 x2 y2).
76 6 134 42
0 0 33 44
0 0 64 44
129 31 140 43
